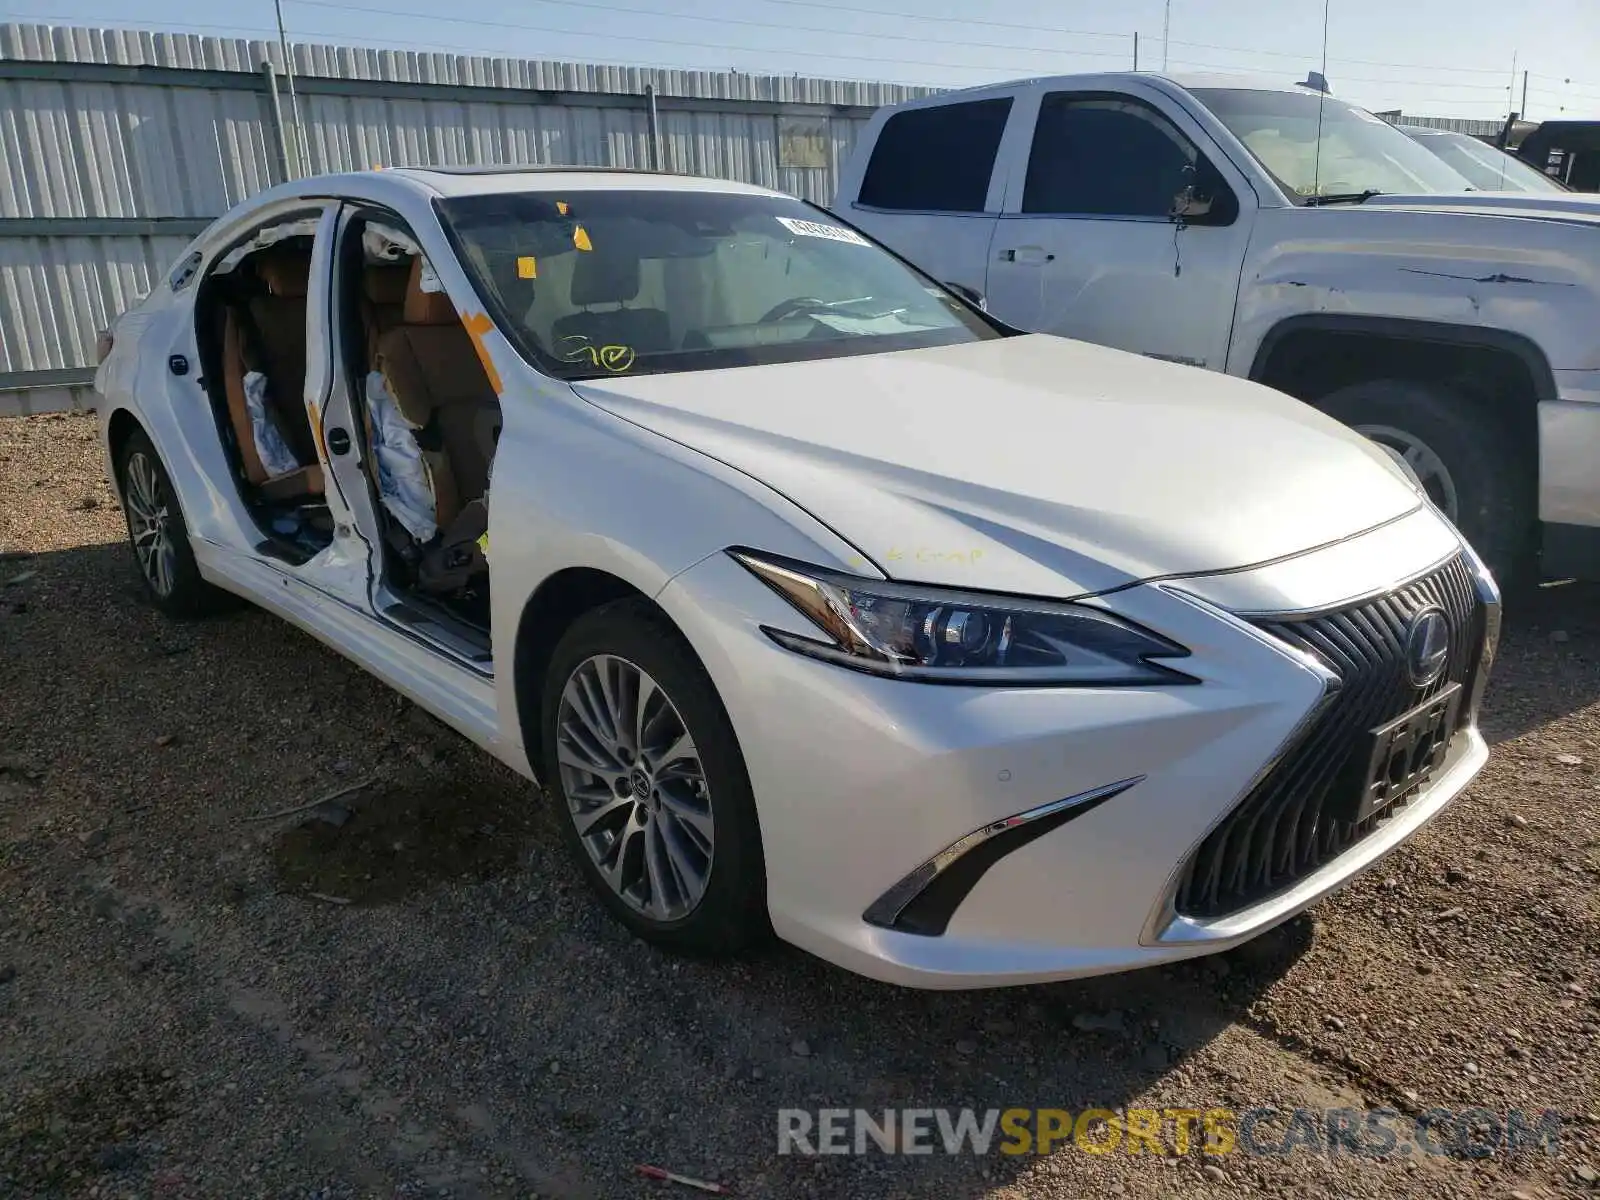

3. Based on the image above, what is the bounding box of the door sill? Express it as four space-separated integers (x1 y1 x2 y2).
379 593 493 671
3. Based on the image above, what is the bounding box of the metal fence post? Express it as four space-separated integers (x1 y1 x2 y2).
260 61 293 183
645 84 661 171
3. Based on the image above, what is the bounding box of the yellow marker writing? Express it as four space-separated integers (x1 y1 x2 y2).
557 335 635 373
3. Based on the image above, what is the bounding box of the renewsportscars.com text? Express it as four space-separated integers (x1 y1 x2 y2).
777 1106 1563 1159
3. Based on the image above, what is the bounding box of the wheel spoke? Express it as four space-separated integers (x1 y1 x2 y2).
573 793 634 838
632 674 659 758
153 538 174 596
597 808 640 889
561 677 620 763
578 668 618 746
594 657 627 745
556 734 621 778
651 727 697 775
657 782 714 847
656 814 705 904
643 819 673 918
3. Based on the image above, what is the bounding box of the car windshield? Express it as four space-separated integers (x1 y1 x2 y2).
436 189 999 381
1191 88 1476 202
1407 129 1568 193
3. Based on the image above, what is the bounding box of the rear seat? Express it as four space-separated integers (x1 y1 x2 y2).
221 249 324 500
374 259 502 527
361 264 411 363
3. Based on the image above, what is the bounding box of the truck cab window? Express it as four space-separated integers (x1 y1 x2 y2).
858 98 1013 213
1023 95 1199 218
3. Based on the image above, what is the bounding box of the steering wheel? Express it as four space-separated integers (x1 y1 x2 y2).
757 296 829 324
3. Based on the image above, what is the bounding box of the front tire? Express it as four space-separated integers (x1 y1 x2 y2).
540 599 770 956
116 428 229 617
1317 379 1535 586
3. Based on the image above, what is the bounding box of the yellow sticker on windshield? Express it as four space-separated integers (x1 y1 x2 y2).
476 532 489 556
557 200 570 215
516 255 538 279
573 225 593 252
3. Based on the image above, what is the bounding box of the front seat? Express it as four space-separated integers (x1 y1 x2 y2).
373 258 501 526
550 250 673 357
221 249 324 500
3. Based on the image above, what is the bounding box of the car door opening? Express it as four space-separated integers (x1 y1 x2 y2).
340 215 501 635
193 218 334 561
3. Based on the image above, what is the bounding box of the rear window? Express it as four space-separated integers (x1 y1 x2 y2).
858 98 1014 213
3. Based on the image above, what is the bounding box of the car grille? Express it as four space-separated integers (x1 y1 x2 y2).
1173 554 1486 921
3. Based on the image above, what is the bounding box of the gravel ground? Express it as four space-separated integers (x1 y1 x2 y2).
2 410 1598 1200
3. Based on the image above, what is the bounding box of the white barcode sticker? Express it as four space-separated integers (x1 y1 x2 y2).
776 216 870 245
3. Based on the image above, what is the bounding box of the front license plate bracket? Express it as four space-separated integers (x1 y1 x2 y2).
1346 683 1463 824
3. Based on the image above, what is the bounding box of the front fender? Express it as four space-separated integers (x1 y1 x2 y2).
1227 206 1600 376
485 373 875 776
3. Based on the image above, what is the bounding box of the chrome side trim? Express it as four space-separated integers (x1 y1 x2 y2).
1462 541 1503 725
862 775 1145 936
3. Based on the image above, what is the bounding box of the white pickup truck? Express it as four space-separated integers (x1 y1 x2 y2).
835 72 1600 585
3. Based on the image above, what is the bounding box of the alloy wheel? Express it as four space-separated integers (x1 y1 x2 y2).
124 451 177 597
1356 423 1460 523
555 654 715 921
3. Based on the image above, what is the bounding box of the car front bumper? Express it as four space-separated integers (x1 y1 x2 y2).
658 515 1496 989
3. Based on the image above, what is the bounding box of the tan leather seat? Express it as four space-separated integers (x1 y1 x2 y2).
550 250 673 354
374 259 502 525
361 264 411 363
222 249 323 500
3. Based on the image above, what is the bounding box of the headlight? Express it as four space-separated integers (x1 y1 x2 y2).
731 550 1194 685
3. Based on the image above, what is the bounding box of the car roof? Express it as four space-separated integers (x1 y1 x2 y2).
388 165 786 199
935 69 1325 98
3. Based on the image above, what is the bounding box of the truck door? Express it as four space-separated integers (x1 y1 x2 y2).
985 90 1254 371
840 94 1014 305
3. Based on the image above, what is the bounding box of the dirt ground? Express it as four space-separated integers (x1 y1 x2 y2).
2 410 1598 1200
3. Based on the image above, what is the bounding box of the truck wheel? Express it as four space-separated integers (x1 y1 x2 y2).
1317 379 1534 586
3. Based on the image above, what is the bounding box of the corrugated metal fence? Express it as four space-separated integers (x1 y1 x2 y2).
0 22 931 415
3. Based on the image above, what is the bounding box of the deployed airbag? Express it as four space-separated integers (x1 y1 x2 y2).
366 370 438 542
242 370 302 478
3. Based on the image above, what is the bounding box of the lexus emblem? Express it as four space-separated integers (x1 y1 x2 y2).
1405 606 1450 687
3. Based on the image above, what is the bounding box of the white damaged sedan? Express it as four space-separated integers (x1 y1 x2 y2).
95 166 1497 988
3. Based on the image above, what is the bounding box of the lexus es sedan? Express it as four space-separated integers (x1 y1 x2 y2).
94 166 1498 988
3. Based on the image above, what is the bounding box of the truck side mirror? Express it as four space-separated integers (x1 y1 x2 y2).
1169 186 1214 223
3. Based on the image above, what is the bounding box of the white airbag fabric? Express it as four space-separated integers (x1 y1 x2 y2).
367 370 437 542
242 370 301 477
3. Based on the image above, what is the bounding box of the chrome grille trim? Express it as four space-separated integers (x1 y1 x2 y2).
1172 553 1489 921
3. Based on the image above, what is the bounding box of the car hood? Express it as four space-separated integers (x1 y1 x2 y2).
1370 192 1600 223
572 336 1421 596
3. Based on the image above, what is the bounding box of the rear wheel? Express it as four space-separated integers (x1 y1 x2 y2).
116 429 229 617
1318 379 1535 586
540 599 769 956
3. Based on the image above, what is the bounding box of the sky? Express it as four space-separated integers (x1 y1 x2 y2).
8 0 1600 120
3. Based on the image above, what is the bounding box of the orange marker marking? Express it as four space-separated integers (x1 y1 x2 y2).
461 312 504 394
